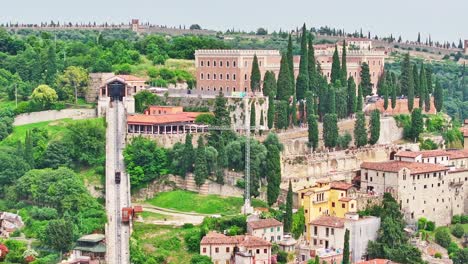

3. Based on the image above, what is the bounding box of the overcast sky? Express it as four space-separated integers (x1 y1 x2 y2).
2 0 466 43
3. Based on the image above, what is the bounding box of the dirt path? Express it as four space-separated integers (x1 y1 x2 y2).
134 203 221 226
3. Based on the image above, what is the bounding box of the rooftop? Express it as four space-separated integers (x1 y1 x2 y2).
445 149 468 159
114 74 147 82
247 218 282 230
330 181 354 191
361 161 448 174
78 234 105 243
356 259 398 264
395 150 448 158
200 232 271 247
310 216 345 228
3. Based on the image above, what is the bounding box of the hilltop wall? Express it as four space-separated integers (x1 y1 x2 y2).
13 108 97 126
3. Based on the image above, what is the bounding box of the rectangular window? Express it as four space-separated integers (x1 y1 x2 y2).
264 248 267 253
332 202 335 207
256 249 260 254
342 203 345 208
203 247 207 253
331 228 334 235
314 226 318 235
226 247 230 253
215 247 219 253
326 228 329 237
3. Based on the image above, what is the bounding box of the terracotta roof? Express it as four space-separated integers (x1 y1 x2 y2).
446 149 468 159
357 259 397 264
394 151 421 158
330 181 354 191
127 112 202 125
200 232 271 247
396 150 448 158
339 197 354 202
115 74 147 82
310 216 345 228
361 161 448 175
248 218 282 230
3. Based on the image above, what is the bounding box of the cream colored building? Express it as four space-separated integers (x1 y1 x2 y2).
200 232 272 264
360 157 466 226
247 218 283 243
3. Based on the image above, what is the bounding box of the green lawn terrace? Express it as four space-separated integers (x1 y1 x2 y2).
145 190 267 216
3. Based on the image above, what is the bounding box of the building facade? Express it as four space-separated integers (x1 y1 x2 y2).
247 218 283 243
360 154 466 225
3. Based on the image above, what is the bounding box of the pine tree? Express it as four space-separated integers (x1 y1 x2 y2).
250 54 261 93
369 109 381 145
277 54 293 101
296 24 309 100
354 112 367 147
267 95 275 129
287 34 295 89
330 45 341 85
308 114 319 150
284 181 293 232
360 62 372 95
411 108 424 142
183 133 195 176
323 114 338 148
24 130 34 168
308 33 317 94
434 79 443 112
341 40 348 85
347 77 357 115
356 84 363 112
266 141 281 206
250 101 256 132
194 137 208 186
343 229 350 264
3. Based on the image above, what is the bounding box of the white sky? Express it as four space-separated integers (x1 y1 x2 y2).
1 0 467 43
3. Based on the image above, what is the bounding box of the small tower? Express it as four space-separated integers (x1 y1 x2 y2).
131 19 139 32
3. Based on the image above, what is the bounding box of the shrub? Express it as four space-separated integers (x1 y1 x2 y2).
182 223 194 229
452 215 461 224
190 254 213 264
451 224 465 238
418 217 427 230
30 207 59 220
435 228 451 248
425 221 435 231
434 252 442 259
277 251 288 264
461 215 468 224
184 229 201 252
447 242 459 255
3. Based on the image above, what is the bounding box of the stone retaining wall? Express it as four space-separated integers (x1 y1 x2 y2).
13 109 97 126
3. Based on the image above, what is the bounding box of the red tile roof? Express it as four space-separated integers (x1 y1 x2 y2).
396 150 449 158
446 149 468 159
310 216 345 228
394 151 421 158
247 218 282 230
127 112 202 125
115 74 147 82
200 232 271 247
357 259 397 264
330 181 354 191
339 197 354 202
361 161 448 175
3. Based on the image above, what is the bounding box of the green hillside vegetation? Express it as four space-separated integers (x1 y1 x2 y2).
146 190 267 215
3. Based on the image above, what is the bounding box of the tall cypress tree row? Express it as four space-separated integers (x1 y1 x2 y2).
413 64 420 99
434 79 443 112
419 63 427 110
250 54 261 93
391 81 397 110
277 54 293 101
284 181 293 232
347 77 357 115
308 114 319 150
296 24 309 100
330 45 341 85
250 101 256 132
308 33 317 94
287 34 295 89
194 136 209 186
369 109 381 145
267 95 275 129
323 113 338 148
356 84 364 112
343 229 350 264
341 40 348 86
275 100 289 129
360 62 372 96
328 86 336 114
354 112 367 147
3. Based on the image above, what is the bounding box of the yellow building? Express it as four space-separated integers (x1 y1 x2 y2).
298 180 358 240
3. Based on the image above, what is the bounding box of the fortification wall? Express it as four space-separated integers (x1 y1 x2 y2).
13 108 97 126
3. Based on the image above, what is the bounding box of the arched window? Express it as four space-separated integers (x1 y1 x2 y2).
220 61 223 67
227 74 230 80
201 73 204 80
244 74 247 80
220 74 223 80
233 74 236 80
233 87 236 92
214 61 217 67
200 61 204 67
227 61 230 67
244 87 247 91
220 86 223 91
207 74 210 80
201 87 204 91
214 74 217 80
207 61 210 67
233 61 236 67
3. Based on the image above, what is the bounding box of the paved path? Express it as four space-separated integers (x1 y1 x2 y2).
134 203 220 226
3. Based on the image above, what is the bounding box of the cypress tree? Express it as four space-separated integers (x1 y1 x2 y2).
275 101 289 129
411 108 424 142
356 84 363 112
250 101 256 132
308 114 319 150
347 77 357 116
290 97 298 126
426 66 433 94
343 229 350 264
277 54 293 101
308 33 317 93
419 63 428 111
401 53 411 95
250 54 261 93
354 112 367 147
341 40 348 85
183 133 195 176
330 45 341 84
407 62 415 112
259 109 264 129
413 64 420 102
305 91 314 116
284 181 293 232
266 144 281 206
287 34 295 89
267 95 275 129
434 79 443 112
194 137 208 186
336 86 348 119
328 86 336 114
360 62 372 95
24 130 34 168
369 109 381 145
323 114 338 148
383 79 389 111
296 24 309 100
391 81 397 110
263 71 277 97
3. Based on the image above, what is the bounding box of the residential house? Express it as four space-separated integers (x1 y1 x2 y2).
0 212 24 238
247 218 283 243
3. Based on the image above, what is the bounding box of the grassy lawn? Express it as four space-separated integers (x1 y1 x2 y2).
140 211 171 221
146 190 267 215
0 98 17 109
132 222 195 263
0 117 103 146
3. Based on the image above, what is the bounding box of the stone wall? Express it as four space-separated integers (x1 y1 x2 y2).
127 132 204 148
377 116 404 144
13 108 97 126
132 174 244 202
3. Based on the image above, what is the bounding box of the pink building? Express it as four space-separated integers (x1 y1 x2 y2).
195 40 386 96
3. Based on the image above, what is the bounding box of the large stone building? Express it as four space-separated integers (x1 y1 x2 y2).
360 149 468 225
200 232 272 264
194 39 386 96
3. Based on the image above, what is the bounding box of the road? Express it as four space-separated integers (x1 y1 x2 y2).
105 100 131 264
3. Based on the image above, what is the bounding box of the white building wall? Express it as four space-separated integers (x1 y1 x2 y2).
346 217 380 263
